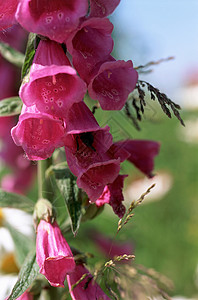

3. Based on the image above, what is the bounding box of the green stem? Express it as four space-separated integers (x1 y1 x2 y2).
37 158 52 200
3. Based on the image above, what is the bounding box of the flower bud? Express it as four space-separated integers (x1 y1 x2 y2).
33 198 56 227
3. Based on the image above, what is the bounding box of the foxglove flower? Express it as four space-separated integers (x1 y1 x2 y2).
65 110 130 201
11 104 65 160
89 230 133 259
36 220 75 287
66 18 114 83
88 58 138 110
15 0 88 43
64 103 123 201
20 40 86 118
115 140 160 177
96 174 127 218
67 264 111 300
89 0 120 18
0 0 18 31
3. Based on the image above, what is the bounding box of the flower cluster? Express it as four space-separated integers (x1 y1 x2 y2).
0 1 161 297
0 0 160 217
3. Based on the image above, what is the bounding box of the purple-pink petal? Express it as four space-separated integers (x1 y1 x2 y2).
88 59 138 110
5 291 33 300
36 220 75 287
11 104 65 160
67 264 111 300
116 140 160 177
66 17 114 83
77 160 120 201
96 174 127 218
89 0 120 18
15 0 88 43
0 0 18 31
20 40 87 118
89 230 133 259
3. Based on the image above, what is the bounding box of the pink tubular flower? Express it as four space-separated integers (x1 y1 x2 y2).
36 220 75 287
88 58 138 110
89 0 120 18
20 40 86 118
64 102 125 201
0 0 18 31
11 104 65 160
96 174 128 218
67 264 111 300
66 18 114 83
89 230 133 259
15 0 88 43
115 140 160 177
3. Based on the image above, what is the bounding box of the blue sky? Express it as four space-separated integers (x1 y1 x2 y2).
113 0 198 100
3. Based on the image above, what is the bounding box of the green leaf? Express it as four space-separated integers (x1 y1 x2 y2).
7 249 39 300
47 163 82 236
6 223 34 267
0 42 25 67
0 96 22 116
21 33 37 80
0 189 34 213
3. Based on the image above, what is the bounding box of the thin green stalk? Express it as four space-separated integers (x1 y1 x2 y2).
37 158 53 200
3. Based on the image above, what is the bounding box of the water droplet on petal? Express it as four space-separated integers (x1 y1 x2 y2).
65 17 70 22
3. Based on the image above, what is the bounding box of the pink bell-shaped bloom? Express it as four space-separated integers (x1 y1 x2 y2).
66 17 114 83
75 143 129 201
20 40 87 118
64 102 113 174
88 58 138 110
11 104 65 160
0 0 18 31
64 103 123 201
36 220 75 287
96 174 127 218
115 140 160 177
89 230 133 259
89 0 120 18
77 161 120 202
67 264 111 300
15 0 88 43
